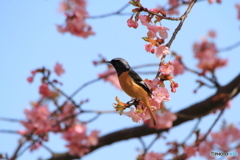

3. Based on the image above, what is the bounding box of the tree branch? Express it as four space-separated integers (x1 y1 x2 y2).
88 3 131 19
47 73 240 160
166 0 197 48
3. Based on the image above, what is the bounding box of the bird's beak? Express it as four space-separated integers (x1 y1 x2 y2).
105 61 111 64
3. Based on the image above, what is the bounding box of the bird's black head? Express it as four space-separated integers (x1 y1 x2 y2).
107 58 131 76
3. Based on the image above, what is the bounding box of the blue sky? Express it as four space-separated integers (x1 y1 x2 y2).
0 0 239 160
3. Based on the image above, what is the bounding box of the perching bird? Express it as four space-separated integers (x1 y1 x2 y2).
106 58 156 126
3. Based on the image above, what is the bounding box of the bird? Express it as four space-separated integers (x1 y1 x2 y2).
106 58 156 126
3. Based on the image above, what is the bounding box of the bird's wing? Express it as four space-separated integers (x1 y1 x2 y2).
128 69 152 97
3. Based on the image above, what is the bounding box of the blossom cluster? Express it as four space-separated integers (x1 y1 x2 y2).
184 123 240 159
27 63 65 83
22 64 100 155
127 14 170 60
20 102 99 155
57 0 94 38
63 124 100 156
193 31 227 74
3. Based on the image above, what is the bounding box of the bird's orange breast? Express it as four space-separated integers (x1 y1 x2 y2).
118 71 148 100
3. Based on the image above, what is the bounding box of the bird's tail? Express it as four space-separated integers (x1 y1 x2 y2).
142 96 156 126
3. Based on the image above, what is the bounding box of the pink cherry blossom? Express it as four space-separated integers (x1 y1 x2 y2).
139 15 169 39
169 0 179 6
17 130 27 135
160 62 174 75
193 38 227 72
152 87 170 103
63 124 89 156
146 25 169 39
87 130 100 146
208 30 217 38
39 83 52 97
149 99 161 110
170 81 178 93
125 108 142 123
208 0 215 4
155 45 170 59
172 59 184 76
31 70 37 75
168 8 179 15
145 152 164 160
210 132 229 151
57 103 77 126
54 63 65 76
147 30 156 39
146 25 160 34
98 67 121 89
236 4 240 20
184 146 197 158
145 44 155 53
139 15 150 25
127 18 138 29
209 124 240 151
20 105 54 134
27 76 33 83
151 111 176 129
198 141 214 159
226 100 231 108
159 29 168 39
144 78 159 89
149 8 160 14
62 124 99 156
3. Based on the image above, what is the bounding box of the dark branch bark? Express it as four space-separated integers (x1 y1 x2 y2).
47 73 240 160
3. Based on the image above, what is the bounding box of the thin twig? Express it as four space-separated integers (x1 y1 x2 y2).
142 134 160 156
81 110 117 114
70 78 102 98
138 137 147 151
211 71 220 88
88 3 131 19
137 71 156 75
16 142 33 158
181 118 201 144
0 130 20 134
80 113 101 123
199 108 225 142
155 55 166 78
42 144 55 155
132 63 159 69
166 0 197 48
0 117 21 122
48 81 79 107
218 40 240 52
